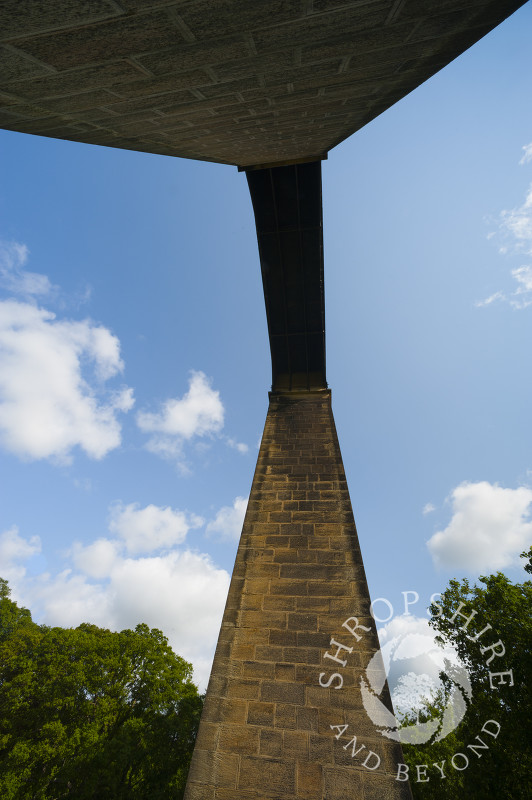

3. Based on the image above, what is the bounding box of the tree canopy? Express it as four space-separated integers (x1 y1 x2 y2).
402 548 532 799
0 579 202 799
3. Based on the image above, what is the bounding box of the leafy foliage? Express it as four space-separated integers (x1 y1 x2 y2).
403 548 532 799
0 580 202 799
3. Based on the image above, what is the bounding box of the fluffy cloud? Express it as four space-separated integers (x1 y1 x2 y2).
70 538 121 579
137 370 224 462
108 502 203 555
5 500 232 689
427 481 532 572
206 496 248 541
0 240 53 297
0 299 134 461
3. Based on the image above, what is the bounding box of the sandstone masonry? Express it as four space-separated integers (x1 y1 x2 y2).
184 391 412 800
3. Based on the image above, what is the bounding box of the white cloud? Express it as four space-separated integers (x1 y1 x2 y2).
0 299 134 462
519 141 532 165
378 614 434 648
35 568 112 624
70 538 121 579
475 290 504 308
137 371 224 463
422 503 435 515
226 436 249 454
427 480 532 572
0 526 41 563
103 549 228 686
206 496 248 542
108 502 203 555
0 240 53 297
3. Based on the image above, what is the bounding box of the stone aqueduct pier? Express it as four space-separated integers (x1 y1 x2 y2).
1 1 525 797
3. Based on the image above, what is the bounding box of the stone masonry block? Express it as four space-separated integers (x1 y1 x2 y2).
226 678 261 700
218 724 259 756
297 761 323 800
240 593 262 610
259 728 283 758
283 729 309 759
201 697 247 726
188 750 239 789
183 785 215 800
309 732 334 763
269 579 308 595
238 756 295 795
287 612 317 630
322 765 364 799
263 594 296 611
269 629 296 646
247 701 274 727
242 660 275 679
275 663 296 681
275 703 297 730
195 721 219 751
296 706 318 733
261 681 305 705
362 772 415 800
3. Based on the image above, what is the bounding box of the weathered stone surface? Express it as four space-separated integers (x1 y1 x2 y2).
184 392 412 799
0 0 526 166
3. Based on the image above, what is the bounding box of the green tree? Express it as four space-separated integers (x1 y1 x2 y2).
402 548 532 799
0 581 202 799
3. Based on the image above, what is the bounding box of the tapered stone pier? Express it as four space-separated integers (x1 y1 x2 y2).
184 390 412 799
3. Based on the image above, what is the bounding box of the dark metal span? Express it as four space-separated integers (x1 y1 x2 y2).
247 161 326 393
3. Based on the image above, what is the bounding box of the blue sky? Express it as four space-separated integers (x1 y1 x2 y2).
1 3 532 690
